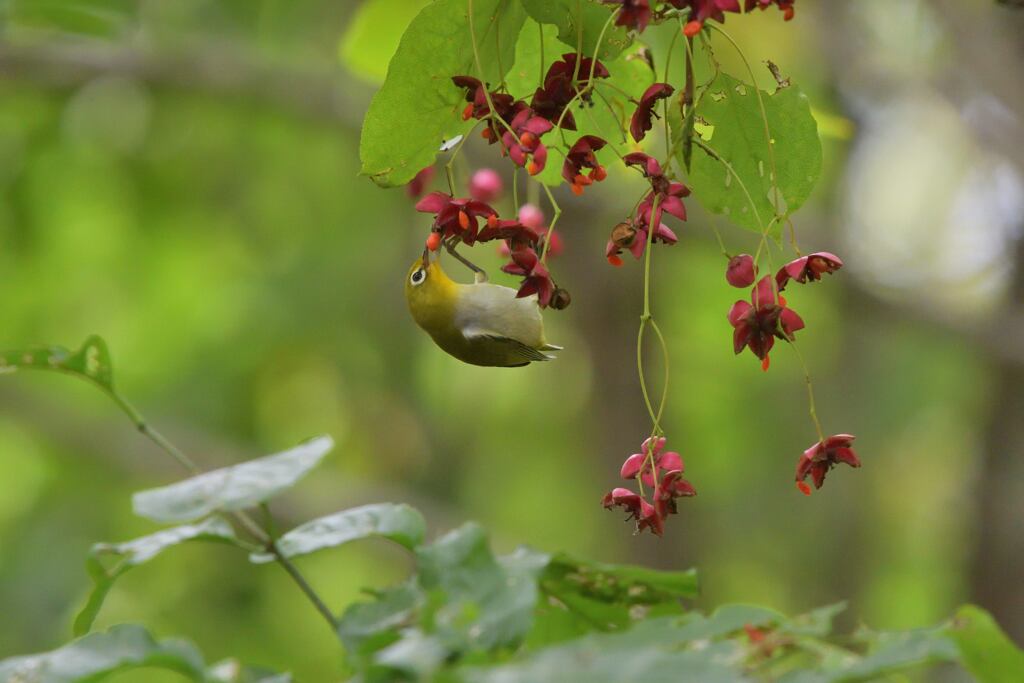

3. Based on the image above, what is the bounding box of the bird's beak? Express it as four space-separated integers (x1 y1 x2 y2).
421 246 430 267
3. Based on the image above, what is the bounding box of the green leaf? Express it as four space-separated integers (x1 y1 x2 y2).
0 624 208 682
518 0 631 61
132 436 333 523
0 335 114 391
249 503 426 564
74 518 240 636
339 0 432 84
683 70 822 232
338 581 422 657
358 0 525 187
946 605 1024 683
416 523 548 650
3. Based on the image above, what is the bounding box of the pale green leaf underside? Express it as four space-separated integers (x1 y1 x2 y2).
249 503 426 563
132 436 333 523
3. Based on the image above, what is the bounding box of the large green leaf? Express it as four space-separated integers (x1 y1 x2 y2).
683 70 822 232
519 0 631 61
74 518 240 636
0 335 114 391
359 0 525 187
0 624 208 682
947 605 1024 683
249 503 425 564
339 0 432 84
132 436 333 523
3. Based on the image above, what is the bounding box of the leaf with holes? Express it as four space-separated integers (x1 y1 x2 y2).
531 553 696 641
132 436 333 523
250 503 425 564
682 70 821 232
74 518 241 636
359 0 525 187
519 0 631 61
0 335 114 391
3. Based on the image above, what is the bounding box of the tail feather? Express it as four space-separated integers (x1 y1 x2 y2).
540 343 563 352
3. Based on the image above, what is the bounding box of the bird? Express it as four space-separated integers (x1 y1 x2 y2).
404 253 562 367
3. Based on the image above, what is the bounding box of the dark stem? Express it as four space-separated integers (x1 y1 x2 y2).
445 237 486 277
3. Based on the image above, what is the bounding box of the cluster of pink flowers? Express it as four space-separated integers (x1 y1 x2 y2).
603 437 696 535
605 153 689 266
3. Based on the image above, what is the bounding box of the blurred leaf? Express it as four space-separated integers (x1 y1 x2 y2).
132 436 333 523
3 0 134 38
682 71 821 232
339 0 432 83
74 518 240 636
781 602 847 638
359 0 525 187
0 335 114 391
0 624 208 682
533 553 695 636
338 581 421 656
207 659 293 683
946 605 1024 683
836 627 958 681
518 0 630 60
417 523 548 650
460 625 749 683
249 503 425 564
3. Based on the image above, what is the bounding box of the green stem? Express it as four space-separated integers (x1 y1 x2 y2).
787 340 826 443
540 182 562 263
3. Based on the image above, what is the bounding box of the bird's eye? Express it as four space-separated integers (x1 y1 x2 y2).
410 268 426 286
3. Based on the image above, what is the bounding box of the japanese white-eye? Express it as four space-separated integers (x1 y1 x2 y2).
405 254 561 367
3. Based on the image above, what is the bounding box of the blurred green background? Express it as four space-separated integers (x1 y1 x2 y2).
1 0 1023 680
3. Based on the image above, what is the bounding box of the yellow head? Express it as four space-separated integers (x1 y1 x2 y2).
405 254 458 334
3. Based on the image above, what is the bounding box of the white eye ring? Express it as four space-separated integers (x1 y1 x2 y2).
410 268 426 286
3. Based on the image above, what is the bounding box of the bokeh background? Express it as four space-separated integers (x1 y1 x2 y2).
1 1 1023 680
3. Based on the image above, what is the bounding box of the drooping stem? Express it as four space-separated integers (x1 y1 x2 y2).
787 340 826 443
